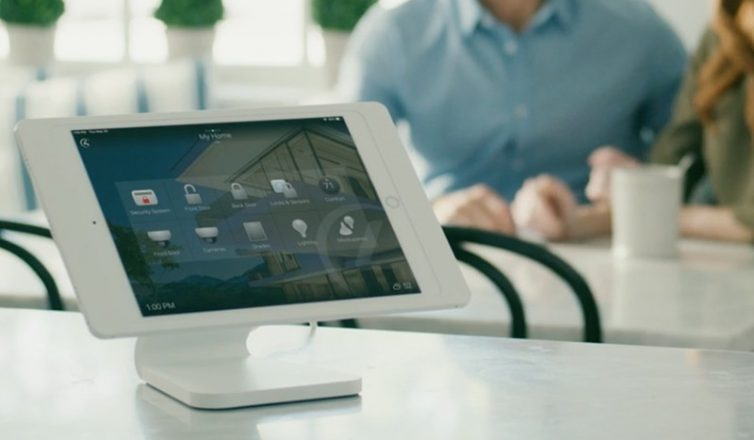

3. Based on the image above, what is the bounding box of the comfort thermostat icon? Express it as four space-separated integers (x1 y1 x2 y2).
132 189 158 206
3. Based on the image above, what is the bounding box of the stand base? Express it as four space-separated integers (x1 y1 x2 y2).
141 357 361 409
135 327 361 409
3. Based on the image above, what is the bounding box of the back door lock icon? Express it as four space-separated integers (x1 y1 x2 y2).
131 189 159 206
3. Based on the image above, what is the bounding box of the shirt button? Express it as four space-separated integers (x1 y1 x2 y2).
504 41 518 55
515 105 528 120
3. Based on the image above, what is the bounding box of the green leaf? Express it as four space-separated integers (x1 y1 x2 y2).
0 0 65 26
311 0 376 32
154 0 224 28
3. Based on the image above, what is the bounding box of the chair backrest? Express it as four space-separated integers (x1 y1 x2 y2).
0 220 62 311
443 226 603 343
448 244 527 339
329 233 528 337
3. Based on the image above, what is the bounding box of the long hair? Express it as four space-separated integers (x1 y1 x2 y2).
695 0 754 134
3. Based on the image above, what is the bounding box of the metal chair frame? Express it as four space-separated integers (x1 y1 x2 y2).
0 220 63 311
443 226 602 343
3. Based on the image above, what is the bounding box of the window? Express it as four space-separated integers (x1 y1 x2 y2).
57 0 125 62
0 0 313 67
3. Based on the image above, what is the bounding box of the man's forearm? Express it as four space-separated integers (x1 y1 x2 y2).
565 204 612 241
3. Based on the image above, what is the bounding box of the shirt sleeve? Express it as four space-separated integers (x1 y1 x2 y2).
336 6 405 122
650 30 717 165
637 20 688 153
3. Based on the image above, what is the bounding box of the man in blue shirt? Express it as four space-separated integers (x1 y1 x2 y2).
339 0 686 233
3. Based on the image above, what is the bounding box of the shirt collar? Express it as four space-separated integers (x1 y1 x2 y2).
456 0 576 37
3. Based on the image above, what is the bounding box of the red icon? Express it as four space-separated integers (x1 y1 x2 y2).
131 189 158 206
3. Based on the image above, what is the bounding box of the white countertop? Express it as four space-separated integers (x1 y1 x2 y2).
360 239 754 350
3 308 754 439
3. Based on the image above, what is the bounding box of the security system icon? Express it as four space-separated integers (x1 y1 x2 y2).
131 189 159 206
292 219 308 238
146 230 171 247
339 216 355 236
270 179 298 198
184 184 203 205
230 182 248 200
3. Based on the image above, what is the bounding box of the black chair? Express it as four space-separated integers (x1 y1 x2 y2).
336 226 600 343
0 219 64 311
442 226 602 343
447 240 528 338
329 241 527 337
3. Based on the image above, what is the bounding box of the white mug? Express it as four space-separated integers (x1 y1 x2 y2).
611 165 683 259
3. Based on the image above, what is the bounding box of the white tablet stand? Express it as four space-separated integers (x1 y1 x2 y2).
134 326 361 409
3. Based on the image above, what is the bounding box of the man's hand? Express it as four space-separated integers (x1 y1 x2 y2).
432 184 516 234
512 175 577 241
585 146 640 203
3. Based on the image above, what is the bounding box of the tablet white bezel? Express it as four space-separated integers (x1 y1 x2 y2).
16 103 469 338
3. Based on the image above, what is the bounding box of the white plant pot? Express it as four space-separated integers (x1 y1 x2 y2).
165 27 216 60
322 29 351 87
5 24 56 66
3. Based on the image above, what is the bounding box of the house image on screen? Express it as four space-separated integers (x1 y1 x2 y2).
158 120 418 308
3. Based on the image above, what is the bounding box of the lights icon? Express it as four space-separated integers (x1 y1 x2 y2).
292 219 308 238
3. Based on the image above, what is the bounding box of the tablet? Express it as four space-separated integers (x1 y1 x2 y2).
16 103 468 338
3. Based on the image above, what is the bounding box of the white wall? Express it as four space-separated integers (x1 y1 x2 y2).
647 0 713 50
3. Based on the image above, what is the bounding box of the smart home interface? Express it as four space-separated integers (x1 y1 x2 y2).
73 117 420 316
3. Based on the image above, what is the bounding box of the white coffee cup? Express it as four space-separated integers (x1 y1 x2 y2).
611 165 683 259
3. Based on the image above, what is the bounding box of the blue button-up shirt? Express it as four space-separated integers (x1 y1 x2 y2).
339 0 687 201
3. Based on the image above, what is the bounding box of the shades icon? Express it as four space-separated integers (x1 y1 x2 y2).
243 222 268 242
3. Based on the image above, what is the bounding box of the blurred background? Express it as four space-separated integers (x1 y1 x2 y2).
0 0 711 214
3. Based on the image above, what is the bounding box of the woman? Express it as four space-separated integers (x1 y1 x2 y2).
513 0 754 243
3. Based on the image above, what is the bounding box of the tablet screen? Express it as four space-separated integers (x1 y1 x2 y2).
73 117 420 316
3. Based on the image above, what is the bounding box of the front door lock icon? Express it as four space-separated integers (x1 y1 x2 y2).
184 184 203 205
230 182 248 200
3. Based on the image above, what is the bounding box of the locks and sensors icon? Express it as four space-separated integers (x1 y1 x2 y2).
230 182 248 200
184 184 203 205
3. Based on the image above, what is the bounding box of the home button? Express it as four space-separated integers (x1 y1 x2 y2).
385 196 401 208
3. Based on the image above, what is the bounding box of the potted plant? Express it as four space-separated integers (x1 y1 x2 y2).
311 0 376 85
0 0 64 66
154 0 224 60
